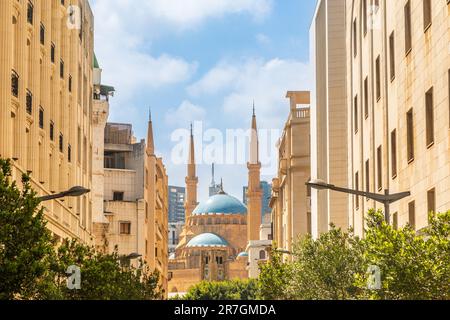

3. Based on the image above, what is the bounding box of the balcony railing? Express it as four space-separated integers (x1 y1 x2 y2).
293 107 310 119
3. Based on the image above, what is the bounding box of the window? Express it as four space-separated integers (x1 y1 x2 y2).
113 192 124 201
11 70 19 97
40 23 45 45
375 56 381 100
404 1 412 55
259 250 266 260
50 43 55 63
69 75 72 92
389 32 395 80
365 160 370 195
364 77 369 118
354 95 358 133
407 108 414 162
355 172 360 209
50 121 54 141
408 201 416 230
60 59 64 79
391 130 397 178
27 1 34 25
426 87 434 147
353 18 357 57
59 133 63 152
377 146 382 191
393 212 398 230
68 144 72 163
26 90 33 114
39 107 44 129
119 222 131 235
427 189 436 214
423 0 432 31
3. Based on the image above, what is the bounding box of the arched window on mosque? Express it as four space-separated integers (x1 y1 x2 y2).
259 250 266 260
207 218 212 225
216 218 221 224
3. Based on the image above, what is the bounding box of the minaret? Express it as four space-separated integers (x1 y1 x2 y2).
211 163 216 187
247 102 263 241
146 108 155 156
185 124 198 223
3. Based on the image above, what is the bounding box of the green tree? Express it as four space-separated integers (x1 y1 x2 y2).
0 159 55 300
356 210 450 300
183 279 259 300
289 227 365 300
258 247 293 300
45 240 164 300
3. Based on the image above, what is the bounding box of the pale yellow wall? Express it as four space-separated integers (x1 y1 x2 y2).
0 0 95 244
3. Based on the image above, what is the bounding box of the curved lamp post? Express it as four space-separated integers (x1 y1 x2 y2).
38 186 91 202
306 179 410 223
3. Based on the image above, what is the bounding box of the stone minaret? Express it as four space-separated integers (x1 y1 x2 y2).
185 124 198 223
247 104 263 241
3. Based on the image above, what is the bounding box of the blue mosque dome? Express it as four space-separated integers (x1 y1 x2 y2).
237 252 249 258
186 233 229 248
192 193 247 216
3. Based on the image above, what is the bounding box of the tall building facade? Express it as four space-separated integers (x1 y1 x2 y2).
243 181 272 223
0 0 95 244
346 0 449 236
168 186 185 223
310 0 349 238
270 92 311 254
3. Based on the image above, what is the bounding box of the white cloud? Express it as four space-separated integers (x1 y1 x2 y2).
188 58 312 129
256 33 271 45
165 100 207 128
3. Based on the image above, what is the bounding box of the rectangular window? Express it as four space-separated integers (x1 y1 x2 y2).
423 0 432 31
391 129 397 178
40 23 45 45
389 31 395 80
426 87 434 147
68 144 72 163
427 188 436 214
354 95 358 133
377 146 382 191
60 59 64 79
405 1 412 54
59 133 64 153
113 192 124 201
393 212 398 230
375 56 381 100
51 43 55 63
407 108 414 162
27 1 34 25
11 70 19 97
408 201 416 230
355 172 360 209
50 121 54 141
39 107 44 129
365 160 370 194
119 222 131 235
364 77 369 118
26 90 33 114
353 19 357 57
68 75 72 92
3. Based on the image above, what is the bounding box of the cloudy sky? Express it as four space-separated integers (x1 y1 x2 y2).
90 0 316 202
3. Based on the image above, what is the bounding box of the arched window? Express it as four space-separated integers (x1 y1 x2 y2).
207 218 212 225
259 250 266 260
216 218 221 224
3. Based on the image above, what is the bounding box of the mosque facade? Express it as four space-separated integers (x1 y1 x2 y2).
168 108 263 294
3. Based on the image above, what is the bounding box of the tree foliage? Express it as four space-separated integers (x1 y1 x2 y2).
183 279 259 300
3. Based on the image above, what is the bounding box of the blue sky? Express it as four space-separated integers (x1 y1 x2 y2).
91 0 317 202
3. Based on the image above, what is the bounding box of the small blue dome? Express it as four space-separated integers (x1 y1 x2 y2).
193 194 247 215
237 252 249 257
186 233 229 248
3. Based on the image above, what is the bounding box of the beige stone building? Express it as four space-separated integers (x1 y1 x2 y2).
309 0 349 238
0 0 95 244
346 0 450 236
270 92 311 255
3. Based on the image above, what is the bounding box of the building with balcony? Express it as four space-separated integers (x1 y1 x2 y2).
346 0 449 236
0 0 95 244
270 91 311 256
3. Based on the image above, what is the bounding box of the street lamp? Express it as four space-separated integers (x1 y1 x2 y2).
306 179 411 223
38 186 91 202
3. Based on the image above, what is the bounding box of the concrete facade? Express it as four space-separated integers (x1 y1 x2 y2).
346 0 450 236
0 0 95 244
270 92 311 255
310 0 349 238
